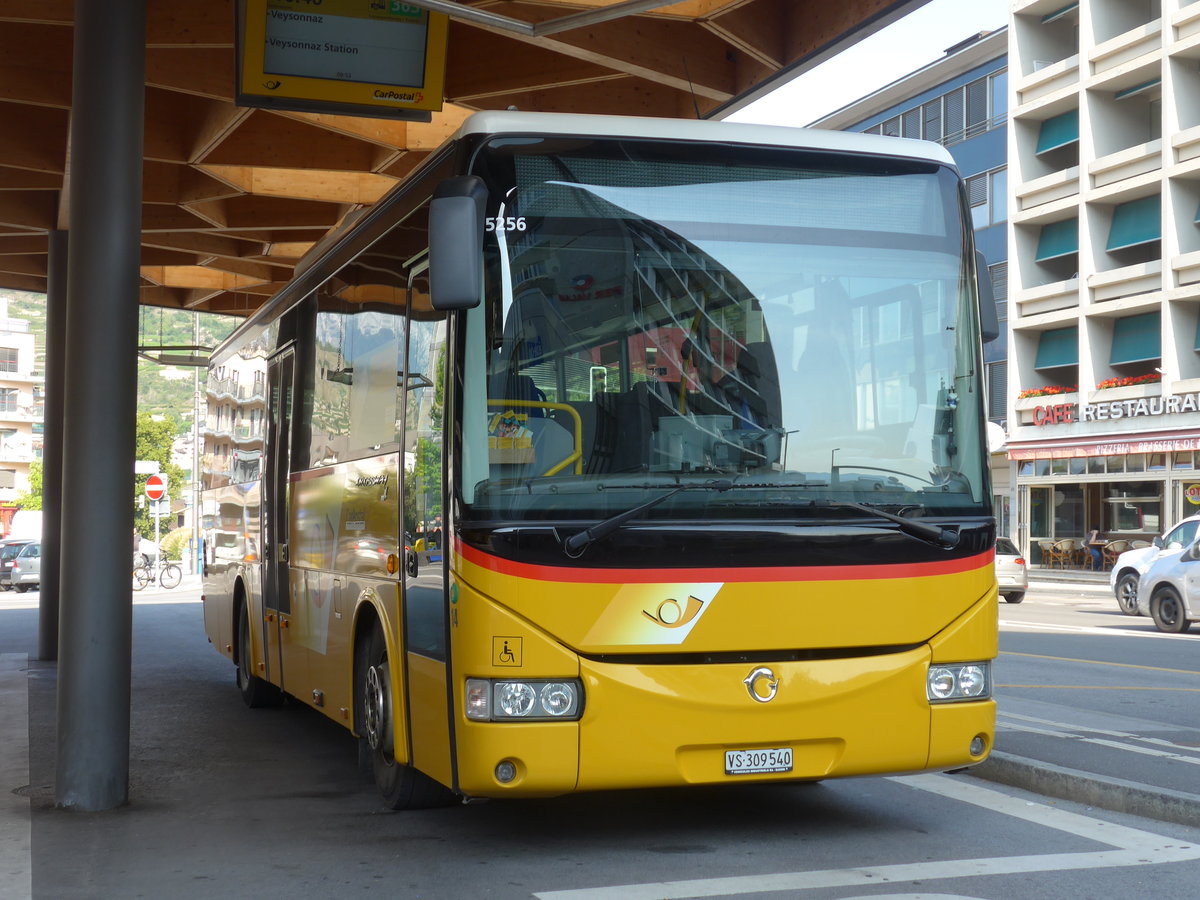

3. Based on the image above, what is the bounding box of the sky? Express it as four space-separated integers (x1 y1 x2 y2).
726 0 1009 128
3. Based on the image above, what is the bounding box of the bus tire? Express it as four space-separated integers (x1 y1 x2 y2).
236 601 282 708
357 625 453 810
1151 589 1191 634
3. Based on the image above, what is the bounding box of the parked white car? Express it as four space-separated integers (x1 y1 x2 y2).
1135 542 1199 634
995 537 1028 604
1110 514 1200 616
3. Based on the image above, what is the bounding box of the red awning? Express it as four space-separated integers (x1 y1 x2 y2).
1008 430 1200 460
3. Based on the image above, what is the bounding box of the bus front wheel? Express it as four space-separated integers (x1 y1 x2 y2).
236 602 282 708
357 625 453 810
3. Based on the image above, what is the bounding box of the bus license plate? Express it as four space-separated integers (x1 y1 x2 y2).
724 747 793 775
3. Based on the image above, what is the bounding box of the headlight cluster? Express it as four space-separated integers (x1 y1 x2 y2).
926 662 990 702
465 678 583 721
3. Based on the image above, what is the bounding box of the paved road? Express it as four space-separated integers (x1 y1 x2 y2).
976 576 1200 827
3 581 1200 899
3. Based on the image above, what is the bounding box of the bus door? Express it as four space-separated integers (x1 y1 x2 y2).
401 315 452 785
262 347 296 689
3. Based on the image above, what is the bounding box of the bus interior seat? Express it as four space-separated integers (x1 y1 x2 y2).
489 372 546 416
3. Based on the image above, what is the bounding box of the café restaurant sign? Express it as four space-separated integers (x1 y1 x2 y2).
1030 392 1200 426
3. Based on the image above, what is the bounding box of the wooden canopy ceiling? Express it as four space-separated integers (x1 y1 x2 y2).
0 0 918 318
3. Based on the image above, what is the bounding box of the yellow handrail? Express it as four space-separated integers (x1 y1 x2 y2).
487 398 583 475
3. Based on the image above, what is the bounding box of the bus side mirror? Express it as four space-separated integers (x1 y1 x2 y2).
976 250 1000 344
429 175 487 310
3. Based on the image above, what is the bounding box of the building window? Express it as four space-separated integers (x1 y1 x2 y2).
987 360 1007 424
0 348 17 374
857 68 1007 147
0 470 14 489
966 167 1007 228
0 389 17 413
989 262 1008 324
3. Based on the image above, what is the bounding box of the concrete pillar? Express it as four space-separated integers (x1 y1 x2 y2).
55 0 146 812
37 229 67 662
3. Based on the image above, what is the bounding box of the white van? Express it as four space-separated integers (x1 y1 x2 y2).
7 509 41 540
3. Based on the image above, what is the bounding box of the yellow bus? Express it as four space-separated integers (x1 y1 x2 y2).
200 111 1000 808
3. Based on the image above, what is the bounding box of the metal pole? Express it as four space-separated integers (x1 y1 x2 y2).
38 230 68 662
193 311 201 576
56 0 146 812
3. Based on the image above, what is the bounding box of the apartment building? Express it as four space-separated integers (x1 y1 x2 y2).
0 298 44 534
1008 0 1200 561
811 28 1013 534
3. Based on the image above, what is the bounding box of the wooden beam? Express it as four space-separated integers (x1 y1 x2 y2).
196 111 391 172
0 235 49 254
0 272 46 293
0 254 46 277
142 231 266 261
0 191 57 231
200 165 397 205
139 265 268 291
0 167 60 191
146 0 234 49
450 15 737 101
0 103 68 174
145 48 236 101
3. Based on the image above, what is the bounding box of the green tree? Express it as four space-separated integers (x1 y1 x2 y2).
134 412 188 541
14 460 42 510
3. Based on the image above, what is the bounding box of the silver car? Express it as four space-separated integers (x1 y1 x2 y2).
1135 541 1198 634
995 537 1028 604
9 540 39 593
1110 515 1200 616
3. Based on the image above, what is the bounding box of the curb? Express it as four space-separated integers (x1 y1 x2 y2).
968 750 1200 829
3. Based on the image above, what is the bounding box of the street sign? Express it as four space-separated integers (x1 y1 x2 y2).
145 473 167 502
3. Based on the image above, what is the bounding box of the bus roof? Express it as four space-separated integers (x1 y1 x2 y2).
451 110 956 168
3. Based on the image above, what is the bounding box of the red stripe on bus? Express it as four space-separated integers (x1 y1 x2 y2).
455 540 993 584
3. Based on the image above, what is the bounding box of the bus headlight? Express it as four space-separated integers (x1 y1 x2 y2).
927 663 990 702
465 678 583 721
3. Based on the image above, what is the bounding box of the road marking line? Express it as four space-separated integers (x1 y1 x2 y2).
999 620 1169 638
0 654 31 900
1000 650 1200 676
997 684 1200 692
998 712 1200 763
532 774 1200 900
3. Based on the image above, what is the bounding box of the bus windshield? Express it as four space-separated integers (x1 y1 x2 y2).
459 136 988 523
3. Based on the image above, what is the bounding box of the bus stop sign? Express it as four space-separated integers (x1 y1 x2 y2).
144 473 167 502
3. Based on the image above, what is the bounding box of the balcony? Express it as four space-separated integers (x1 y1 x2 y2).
1016 55 1080 108
0 405 41 424
1089 260 1163 302
1088 140 1162 189
1174 1 1200 41
1089 20 1162 76
1017 166 1080 210
1171 250 1200 286
1173 125 1200 164
1014 278 1081 318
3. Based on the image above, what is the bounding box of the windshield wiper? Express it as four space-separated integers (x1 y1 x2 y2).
810 500 959 549
561 479 733 557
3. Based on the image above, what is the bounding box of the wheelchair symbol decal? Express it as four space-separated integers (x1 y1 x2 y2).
493 636 522 667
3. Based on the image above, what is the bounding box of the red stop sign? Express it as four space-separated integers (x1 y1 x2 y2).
144 473 167 501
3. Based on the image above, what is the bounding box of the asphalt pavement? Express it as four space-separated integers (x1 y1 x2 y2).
1 568 1199 900
974 565 1200 829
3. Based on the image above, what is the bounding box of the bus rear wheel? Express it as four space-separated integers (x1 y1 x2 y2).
357 625 453 810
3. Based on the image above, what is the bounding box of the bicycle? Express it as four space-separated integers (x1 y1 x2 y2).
132 560 182 591
159 561 182 589
132 563 152 591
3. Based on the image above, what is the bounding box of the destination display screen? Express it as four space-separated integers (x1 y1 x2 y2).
238 0 448 118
